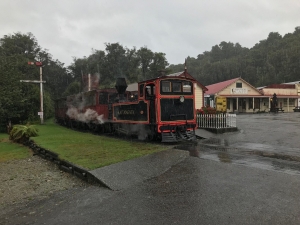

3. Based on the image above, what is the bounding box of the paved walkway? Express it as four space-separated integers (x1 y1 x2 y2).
89 149 189 190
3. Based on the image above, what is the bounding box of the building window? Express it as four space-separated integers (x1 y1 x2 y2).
283 99 295 107
236 82 242 88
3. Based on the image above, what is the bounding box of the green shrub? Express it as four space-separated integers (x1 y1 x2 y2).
9 124 39 144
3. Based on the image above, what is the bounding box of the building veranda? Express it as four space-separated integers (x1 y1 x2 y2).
204 78 300 113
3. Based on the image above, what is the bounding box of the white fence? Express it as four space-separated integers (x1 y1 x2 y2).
197 113 237 129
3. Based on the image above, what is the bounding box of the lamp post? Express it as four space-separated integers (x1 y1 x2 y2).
20 61 46 124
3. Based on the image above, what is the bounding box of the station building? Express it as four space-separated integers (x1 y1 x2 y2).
204 78 300 113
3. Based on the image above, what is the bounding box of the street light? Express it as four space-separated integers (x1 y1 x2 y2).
20 61 46 124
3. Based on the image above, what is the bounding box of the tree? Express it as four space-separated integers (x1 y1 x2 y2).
102 43 127 86
137 47 154 80
62 81 81 96
149 52 169 79
0 32 67 129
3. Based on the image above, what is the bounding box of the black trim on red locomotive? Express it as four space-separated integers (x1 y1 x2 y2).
113 101 148 121
159 124 196 132
160 99 194 121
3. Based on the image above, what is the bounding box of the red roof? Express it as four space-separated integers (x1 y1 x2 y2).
205 78 239 95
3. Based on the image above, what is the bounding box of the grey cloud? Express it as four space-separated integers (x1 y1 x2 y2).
0 0 299 66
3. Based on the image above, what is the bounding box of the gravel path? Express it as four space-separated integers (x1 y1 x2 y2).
0 155 91 223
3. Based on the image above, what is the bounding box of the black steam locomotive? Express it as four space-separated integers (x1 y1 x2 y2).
55 72 197 142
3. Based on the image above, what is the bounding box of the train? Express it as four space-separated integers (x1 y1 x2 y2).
54 72 198 142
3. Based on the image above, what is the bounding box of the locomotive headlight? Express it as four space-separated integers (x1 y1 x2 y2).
179 96 185 103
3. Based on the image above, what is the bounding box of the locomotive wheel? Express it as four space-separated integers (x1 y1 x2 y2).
71 121 78 129
98 125 105 134
146 126 157 141
68 120 73 128
147 134 156 141
89 123 98 132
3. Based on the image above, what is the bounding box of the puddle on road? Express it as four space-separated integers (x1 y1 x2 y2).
175 141 300 176
199 150 300 176
200 138 229 146
217 152 232 163
176 143 199 157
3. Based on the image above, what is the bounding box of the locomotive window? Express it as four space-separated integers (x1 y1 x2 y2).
162 81 171 92
183 82 192 92
161 80 193 95
99 92 108 104
145 84 155 99
172 82 181 92
109 93 118 103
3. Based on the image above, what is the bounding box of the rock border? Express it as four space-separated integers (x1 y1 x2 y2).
24 140 108 187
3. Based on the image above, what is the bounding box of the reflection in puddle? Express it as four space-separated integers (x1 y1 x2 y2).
175 143 200 157
217 152 232 163
271 160 300 172
176 139 300 176
189 148 199 157
199 151 300 176
200 138 229 146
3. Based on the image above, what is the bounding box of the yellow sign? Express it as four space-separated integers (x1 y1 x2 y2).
216 97 227 112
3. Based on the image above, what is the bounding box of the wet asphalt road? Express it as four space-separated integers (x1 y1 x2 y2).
5 113 300 225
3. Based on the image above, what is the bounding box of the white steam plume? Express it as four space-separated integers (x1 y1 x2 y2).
66 106 105 124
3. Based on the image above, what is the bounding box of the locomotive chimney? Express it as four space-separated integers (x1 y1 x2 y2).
115 77 127 95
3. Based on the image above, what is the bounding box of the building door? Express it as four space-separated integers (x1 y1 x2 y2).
254 98 260 109
238 98 246 112
242 99 246 110
233 99 237 111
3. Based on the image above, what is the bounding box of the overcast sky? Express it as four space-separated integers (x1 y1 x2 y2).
1 0 299 67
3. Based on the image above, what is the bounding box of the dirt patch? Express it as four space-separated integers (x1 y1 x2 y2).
0 155 91 223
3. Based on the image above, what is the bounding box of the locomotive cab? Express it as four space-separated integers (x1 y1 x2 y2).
156 77 197 142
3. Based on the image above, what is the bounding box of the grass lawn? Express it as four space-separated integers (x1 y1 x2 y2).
0 133 32 163
31 119 170 170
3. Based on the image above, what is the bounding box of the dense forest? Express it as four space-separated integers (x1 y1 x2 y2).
170 27 300 87
0 27 299 130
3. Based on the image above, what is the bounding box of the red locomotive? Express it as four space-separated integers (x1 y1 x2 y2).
55 72 197 142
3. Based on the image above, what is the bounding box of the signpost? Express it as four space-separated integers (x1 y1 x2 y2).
20 62 46 124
